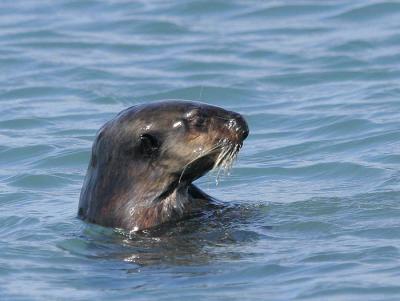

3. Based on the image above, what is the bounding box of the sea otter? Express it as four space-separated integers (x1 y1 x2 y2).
78 100 249 232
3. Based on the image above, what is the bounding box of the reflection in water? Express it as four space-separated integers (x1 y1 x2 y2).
76 203 267 266
3 0 400 298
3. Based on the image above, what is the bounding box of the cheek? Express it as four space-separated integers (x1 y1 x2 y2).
164 141 201 169
162 130 218 163
195 130 219 147
162 139 192 160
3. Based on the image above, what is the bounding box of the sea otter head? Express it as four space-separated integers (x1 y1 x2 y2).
78 100 248 231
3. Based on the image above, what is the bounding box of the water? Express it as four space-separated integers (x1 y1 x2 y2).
1 0 400 300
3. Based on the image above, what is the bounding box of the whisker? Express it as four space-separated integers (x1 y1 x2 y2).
178 138 242 186
178 142 224 184
211 140 243 185
220 144 241 175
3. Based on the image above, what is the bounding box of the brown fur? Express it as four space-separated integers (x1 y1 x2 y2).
78 100 248 232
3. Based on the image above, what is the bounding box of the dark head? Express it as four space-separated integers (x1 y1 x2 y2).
78 100 249 231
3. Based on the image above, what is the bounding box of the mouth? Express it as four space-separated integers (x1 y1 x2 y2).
178 138 244 185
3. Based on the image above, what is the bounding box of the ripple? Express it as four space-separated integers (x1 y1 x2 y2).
140 86 257 106
7 173 73 188
0 86 92 101
0 118 53 129
34 150 90 168
306 118 378 138
1 0 400 300
331 2 400 21
0 216 40 237
331 40 375 53
0 145 54 164
236 162 385 180
260 69 400 86
164 1 242 15
236 4 335 20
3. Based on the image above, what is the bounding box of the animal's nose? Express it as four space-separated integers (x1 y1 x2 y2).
228 113 249 140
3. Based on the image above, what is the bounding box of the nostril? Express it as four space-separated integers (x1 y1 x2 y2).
227 115 249 140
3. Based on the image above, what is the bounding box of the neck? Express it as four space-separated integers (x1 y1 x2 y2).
79 165 203 231
126 184 191 231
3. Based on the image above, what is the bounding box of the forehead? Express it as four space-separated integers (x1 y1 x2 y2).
139 102 193 116
119 101 214 124
112 101 190 133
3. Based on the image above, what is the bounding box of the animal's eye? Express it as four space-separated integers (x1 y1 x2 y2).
140 133 159 156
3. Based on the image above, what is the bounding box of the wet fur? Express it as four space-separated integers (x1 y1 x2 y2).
78 100 248 232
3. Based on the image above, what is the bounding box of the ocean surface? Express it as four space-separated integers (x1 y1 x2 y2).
1 1 400 300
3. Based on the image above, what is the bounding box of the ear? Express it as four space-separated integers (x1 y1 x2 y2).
140 133 159 156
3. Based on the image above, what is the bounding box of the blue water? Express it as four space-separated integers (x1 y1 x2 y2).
1 0 400 300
